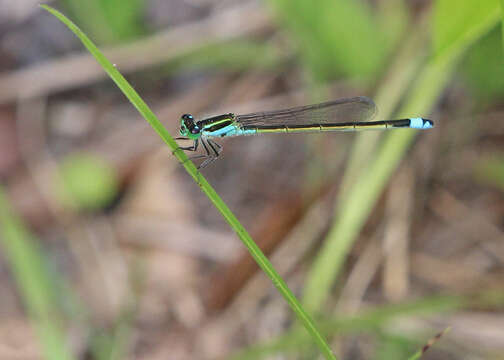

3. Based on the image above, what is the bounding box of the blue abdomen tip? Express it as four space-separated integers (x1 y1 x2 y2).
409 117 433 129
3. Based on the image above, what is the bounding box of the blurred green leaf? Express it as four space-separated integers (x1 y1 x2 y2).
268 0 400 82
91 321 133 360
57 153 118 211
168 41 282 72
462 26 504 101
101 0 144 40
0 187 75 360
61 0 145 44
376 333 414 360
433 0 500 58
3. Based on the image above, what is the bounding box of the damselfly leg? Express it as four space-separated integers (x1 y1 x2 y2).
174 137 204 166
207 139 222 154
174 137 198 151
197 138 219 169
175 137 223 169
197 138 222 169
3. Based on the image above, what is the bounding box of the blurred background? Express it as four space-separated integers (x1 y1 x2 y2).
0 0 503 359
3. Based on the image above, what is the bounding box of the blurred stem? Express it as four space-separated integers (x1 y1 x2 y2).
0 186 75 360
303 22 463 312
41 5 337 360
339 17 429 205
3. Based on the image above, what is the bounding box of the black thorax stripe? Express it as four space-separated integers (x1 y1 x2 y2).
197 113 234 128
204 119 234 132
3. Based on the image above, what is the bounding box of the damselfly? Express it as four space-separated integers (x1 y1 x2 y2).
176 96 433 168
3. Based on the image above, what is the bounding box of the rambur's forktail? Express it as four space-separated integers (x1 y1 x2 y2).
176 96 433 168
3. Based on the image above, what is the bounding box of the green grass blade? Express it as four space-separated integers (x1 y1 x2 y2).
500 0 504 49
228 295 462 360
406 328 450 360
40 5 336 359
0 186 75 360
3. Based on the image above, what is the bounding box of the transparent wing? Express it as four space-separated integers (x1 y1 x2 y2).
235 96 377 127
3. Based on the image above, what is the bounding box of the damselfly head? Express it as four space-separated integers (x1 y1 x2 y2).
180 114 196 136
